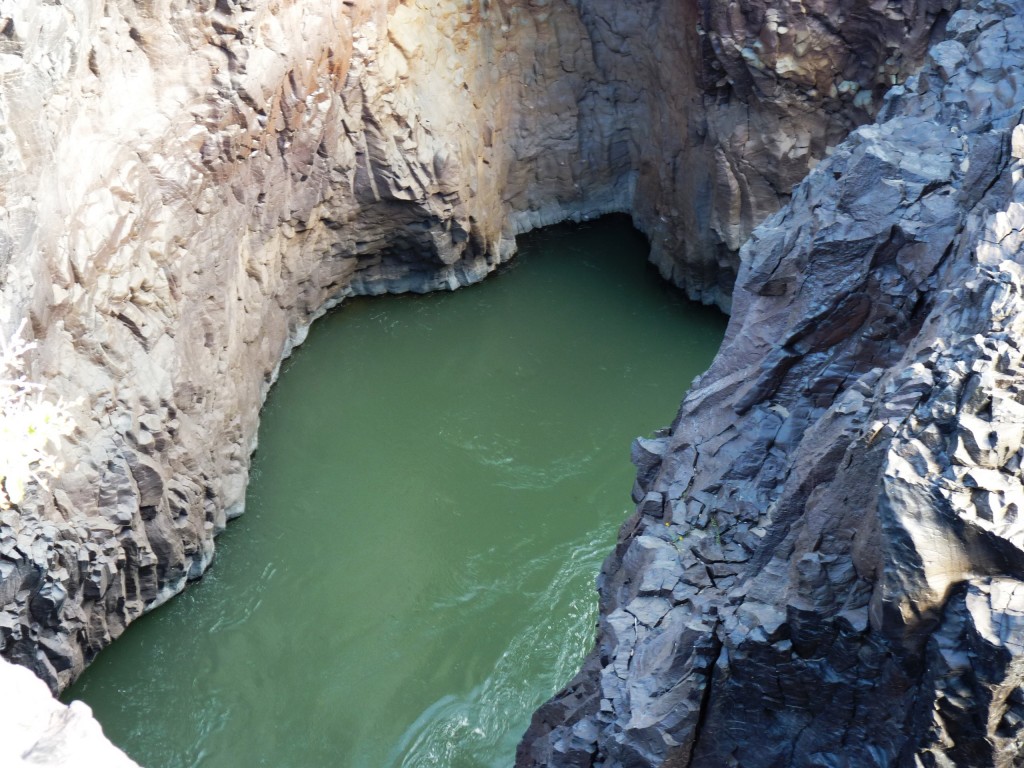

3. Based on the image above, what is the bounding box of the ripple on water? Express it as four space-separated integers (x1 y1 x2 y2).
439 418 597 490
396 527 609 768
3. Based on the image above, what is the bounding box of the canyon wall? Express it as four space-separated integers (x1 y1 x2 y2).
0 0 980 763
521 0 1024 764
0 0 948 695
1 0 632 692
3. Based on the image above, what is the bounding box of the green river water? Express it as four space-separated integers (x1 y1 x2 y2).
64 216 726 768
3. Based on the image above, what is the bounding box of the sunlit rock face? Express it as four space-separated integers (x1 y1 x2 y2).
0 0 947 693
0 659 136 767
521 0 1024 765
0 0 963 761
0 0 635 694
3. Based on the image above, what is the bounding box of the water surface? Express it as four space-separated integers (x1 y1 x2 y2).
65 216 726 767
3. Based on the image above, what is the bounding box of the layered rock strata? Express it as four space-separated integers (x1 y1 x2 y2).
0 0 948 699
520 0 1024 764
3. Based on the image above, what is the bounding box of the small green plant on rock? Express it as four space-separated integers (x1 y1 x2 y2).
0 321 75 509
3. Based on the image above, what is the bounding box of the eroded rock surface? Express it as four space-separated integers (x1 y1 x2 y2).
1 0 636 694
520 0 1024 764
0 0 947 697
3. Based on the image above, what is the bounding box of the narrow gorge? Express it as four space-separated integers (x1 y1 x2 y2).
3 0 1024 765
62 218 727 767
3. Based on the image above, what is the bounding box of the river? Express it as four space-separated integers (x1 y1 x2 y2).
64 216 726 767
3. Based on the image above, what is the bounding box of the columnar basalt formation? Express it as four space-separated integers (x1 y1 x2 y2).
521 0 1024 764
586 0 957 306
0 0 986 762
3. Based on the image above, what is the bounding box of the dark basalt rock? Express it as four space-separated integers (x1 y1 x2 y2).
520 0 1024 764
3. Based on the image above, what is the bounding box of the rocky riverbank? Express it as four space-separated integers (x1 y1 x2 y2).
520 0 1024 764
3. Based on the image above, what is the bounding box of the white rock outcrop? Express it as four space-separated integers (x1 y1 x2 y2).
0 659 135 767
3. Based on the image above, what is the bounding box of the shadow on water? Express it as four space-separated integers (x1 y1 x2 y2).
64 215 727 768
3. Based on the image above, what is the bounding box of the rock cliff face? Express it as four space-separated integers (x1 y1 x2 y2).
0 0 948 695
1 0 632 693
520 0 1024 764
0 0 990 762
